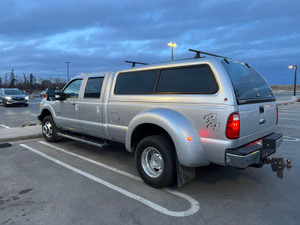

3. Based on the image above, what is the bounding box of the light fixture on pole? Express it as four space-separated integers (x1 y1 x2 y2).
288 65 298 100
168 42 177 61
65 61 70 81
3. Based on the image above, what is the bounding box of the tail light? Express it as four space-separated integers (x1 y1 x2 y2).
276 106 278 125
226 112 240 139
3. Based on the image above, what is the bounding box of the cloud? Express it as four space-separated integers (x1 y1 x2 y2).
0 0 299 84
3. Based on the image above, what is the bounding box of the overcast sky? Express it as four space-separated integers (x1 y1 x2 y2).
0 0 299 84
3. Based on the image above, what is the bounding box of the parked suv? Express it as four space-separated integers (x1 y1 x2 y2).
0 88 29 107
38 50 289 188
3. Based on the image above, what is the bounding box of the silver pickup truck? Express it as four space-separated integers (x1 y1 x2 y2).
38 50 290 188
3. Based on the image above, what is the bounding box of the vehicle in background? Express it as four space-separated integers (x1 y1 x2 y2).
0 88 29 107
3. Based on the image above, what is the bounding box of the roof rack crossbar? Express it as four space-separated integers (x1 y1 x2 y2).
188 49 232 59
124 61 149 68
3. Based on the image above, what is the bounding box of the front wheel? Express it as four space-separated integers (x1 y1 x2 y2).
42 115 61 142
135 135 176 188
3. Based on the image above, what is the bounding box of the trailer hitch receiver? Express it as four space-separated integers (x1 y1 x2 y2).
264 157 292 178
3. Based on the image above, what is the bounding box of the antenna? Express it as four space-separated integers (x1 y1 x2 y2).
188 49 232 59
124 61 148 68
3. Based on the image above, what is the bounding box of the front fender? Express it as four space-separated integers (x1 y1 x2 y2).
126 108 209 167
38 102 57 122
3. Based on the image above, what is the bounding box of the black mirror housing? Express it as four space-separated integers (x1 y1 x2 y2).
46 88 56 101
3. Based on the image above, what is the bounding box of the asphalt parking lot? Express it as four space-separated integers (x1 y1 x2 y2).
0 99 41 129
0 101 299 225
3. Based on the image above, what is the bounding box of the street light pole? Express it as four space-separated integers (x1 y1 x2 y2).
168 42 177 61
289 65 297 97
293 65 297 97
65 62 70 81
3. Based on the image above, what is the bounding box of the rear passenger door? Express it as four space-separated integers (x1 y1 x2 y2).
79 74 106 138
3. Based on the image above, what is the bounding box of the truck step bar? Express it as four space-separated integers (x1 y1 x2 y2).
57 132 108 148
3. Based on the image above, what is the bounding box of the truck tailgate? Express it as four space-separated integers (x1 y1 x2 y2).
238 102 277 139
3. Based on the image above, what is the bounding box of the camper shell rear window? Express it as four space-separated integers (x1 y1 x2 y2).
222 60 275 104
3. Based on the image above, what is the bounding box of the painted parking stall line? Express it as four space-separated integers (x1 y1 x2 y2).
278 110 300 113
278 124 300 130
20 144 200 217
283 136 300 142
278 112 300 117
39 141 141 181
0 124 10 129
279 117 300 122
38 141 200 207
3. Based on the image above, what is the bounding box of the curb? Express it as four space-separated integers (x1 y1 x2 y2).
22 123 41 128
276 101 295 106
0 133 43 143
276 101 299 106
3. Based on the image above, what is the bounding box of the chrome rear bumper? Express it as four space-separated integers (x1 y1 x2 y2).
225 133 283 168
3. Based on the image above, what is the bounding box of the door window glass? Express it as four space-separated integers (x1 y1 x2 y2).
84 77 104 98
63 79 82 98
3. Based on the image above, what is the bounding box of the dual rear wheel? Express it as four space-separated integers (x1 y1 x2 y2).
135 135 176 188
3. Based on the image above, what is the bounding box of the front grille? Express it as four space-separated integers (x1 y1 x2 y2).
12 97 25 101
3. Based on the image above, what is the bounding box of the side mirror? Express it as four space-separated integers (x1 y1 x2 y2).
55 90 62 95
46 88 55 101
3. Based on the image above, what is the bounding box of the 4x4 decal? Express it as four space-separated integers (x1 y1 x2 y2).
204 113 220 130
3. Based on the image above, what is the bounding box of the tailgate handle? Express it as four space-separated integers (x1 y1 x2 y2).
259 118 266 124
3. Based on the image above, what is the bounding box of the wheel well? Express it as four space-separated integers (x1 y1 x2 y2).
39 109 52 122
131 123 174 152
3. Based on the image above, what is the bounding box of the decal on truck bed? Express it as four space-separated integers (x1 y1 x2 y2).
204 113 220 130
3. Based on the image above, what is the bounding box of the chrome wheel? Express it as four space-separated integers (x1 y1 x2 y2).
42 121 53 138
141 147 164 178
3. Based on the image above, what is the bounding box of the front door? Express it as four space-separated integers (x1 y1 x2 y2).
56 79 83 132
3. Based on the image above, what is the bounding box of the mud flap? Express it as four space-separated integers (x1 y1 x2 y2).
176 160 196 187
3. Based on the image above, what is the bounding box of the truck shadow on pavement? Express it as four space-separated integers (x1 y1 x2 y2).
195 164 261 184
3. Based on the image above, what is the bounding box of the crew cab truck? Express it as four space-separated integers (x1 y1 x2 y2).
38 50 290 188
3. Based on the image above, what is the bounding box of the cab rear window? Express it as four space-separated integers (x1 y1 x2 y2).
114 70 158 94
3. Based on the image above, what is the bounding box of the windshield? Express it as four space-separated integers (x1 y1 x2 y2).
4 89 24 95
222 60 275 104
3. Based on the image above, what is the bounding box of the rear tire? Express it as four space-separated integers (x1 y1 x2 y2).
135 135 176 188
42 115 61 142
